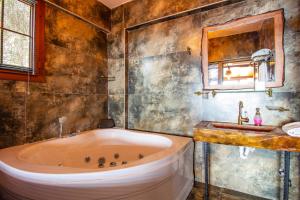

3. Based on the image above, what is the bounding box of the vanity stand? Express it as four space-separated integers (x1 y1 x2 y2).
194 121 300 200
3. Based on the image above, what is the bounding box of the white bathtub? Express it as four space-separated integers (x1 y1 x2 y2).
0 129 194 200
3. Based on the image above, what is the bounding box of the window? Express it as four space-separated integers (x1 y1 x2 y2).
208 60 255 86
0 0 45 82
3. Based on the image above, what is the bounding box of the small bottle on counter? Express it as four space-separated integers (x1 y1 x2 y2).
254 108 262 126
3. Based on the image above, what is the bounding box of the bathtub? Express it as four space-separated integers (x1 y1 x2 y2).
0 129 194 200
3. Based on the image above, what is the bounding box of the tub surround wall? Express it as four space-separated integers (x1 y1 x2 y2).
48 0 111 31
124 0 236 28
107 0 240 127
108 6 126 127
108 0 300 199
0 0 110 148
126 14 203 135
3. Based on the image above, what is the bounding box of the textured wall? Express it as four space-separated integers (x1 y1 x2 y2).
126 14 203 135
208 31 260 62
0 0 110 148
107 5 126 127
49 0 111 31
108 0 300 199
123 0 224 27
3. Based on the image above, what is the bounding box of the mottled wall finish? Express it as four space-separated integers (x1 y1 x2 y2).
208 31 260 62
0 1 109 148
127 14 203 135
49 0 111 31
108 6 126 127
124 0 225 27
108 0 300 199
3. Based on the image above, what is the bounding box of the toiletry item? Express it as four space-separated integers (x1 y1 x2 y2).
254 108 262 126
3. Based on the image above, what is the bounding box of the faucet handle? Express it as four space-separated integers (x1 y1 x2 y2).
239 101 244 108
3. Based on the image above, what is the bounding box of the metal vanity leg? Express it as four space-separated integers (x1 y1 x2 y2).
203 142 210 200
283 151 291 200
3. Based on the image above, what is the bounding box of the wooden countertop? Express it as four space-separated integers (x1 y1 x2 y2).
193 121 300 152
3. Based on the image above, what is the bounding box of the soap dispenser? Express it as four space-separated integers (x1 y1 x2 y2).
254 108 262 126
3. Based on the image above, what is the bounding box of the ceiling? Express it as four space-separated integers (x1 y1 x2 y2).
98 0 133 9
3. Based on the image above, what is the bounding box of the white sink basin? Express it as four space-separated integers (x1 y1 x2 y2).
282 122 300 137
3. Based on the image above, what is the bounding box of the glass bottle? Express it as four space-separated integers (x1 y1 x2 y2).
254 108 262 126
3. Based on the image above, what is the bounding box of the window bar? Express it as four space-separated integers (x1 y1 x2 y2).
1 27 32 38
17 0 37 6
29 2 35 73
0 0 4 65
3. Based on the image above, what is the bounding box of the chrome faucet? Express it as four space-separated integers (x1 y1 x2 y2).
238 101 249 125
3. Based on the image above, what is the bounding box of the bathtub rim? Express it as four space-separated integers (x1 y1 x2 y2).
0 129 193 176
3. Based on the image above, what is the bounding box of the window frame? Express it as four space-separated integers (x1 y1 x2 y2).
0 0 45 82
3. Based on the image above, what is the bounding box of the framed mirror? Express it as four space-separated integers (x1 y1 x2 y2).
202 10 284 90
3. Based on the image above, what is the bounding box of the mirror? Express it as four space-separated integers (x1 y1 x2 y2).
202 10 284 90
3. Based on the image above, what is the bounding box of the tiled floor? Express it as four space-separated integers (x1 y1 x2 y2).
187 183 270 200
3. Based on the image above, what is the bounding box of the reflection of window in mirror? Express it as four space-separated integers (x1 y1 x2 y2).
202 10 284 90
208 60 255 86
207 18 276 87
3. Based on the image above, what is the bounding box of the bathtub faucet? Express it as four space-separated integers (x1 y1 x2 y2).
58 116 67 138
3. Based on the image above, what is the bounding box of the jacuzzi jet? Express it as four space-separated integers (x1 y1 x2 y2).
114 153 120 159
138 154 144 159
85 156 91 163
98 157 106 165
98 163 105 168
122 161 127 165
110 162 117 167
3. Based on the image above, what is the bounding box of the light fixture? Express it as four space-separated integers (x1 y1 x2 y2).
225 67 232 80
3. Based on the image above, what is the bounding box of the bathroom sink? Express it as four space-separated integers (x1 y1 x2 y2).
282 122 300 137
212 122 276 132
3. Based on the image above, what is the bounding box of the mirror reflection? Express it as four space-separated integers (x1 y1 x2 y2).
202 10 284 90
208 18 274 88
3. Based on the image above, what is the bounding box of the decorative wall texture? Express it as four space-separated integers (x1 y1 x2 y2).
124 0 225 27
0 0 110 148
208 31 260 62
108 0 300 199
49 0 111 30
